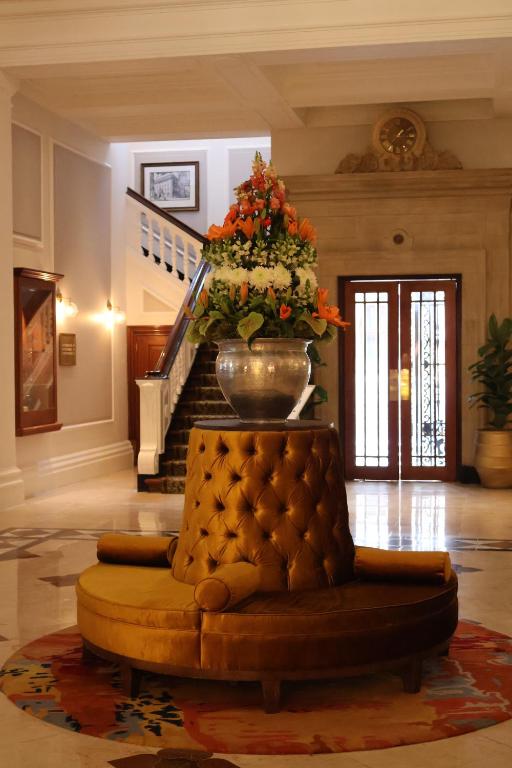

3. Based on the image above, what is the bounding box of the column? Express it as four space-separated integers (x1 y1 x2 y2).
0 73 24 510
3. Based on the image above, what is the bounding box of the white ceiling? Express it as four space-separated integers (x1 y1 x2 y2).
3 2 512 141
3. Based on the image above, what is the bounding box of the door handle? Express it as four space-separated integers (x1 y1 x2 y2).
400 368 410 400
389 369 399 401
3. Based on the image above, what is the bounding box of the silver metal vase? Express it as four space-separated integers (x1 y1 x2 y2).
215 338 312 422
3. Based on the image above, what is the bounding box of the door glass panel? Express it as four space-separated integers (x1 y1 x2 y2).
410 290 446 467
354 291 389 468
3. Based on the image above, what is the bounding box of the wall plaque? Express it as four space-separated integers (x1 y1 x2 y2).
59 333 76 366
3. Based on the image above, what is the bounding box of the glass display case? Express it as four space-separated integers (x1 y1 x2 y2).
14 268 63 436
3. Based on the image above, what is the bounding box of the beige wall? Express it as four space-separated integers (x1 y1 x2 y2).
273 116 512 175
53 144 112 426
284 171 512 467
12 123 42 240
9 94 132 500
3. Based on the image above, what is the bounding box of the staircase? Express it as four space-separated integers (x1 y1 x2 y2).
144 345 234 493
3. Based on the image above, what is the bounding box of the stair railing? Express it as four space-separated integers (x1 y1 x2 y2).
129 187 209 475
127 187 204 283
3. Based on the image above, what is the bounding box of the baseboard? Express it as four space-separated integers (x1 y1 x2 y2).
0 466 25 510
22 440 134 498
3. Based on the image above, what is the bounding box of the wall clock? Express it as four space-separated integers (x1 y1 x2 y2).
372 108 426 158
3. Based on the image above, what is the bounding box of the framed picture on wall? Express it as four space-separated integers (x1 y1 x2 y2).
141 161 200 212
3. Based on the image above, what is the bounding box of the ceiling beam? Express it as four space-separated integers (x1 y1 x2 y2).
2 1 512 67
211 56 303 131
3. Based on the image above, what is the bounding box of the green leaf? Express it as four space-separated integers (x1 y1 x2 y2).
237 311 264 341
186 321 205 344
194 302 205 318
299 313 327 336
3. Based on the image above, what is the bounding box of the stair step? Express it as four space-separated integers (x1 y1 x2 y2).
176 400 234 417
188 373 218 387
161 458 186 476
165 444 188 460
173 413 235 430
166 428 190 445
145 476 185 494
182 386 225 402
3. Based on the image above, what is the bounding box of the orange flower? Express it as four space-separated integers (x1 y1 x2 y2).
298 218 317 244
269 196 281 211
283 202 297 219
207 224 225 241
288 220 298 236
267 286 276 300
221 219 236 240
313 288 350 329
224 204 238 224
240 199 253 216
199 289 209 308
240 282 249 306
238 217 254 239
280 304 292 320
253 199 265 211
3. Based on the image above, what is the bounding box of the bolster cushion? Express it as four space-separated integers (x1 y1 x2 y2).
354 546 451 584
97 533 178 567
194 562 262 611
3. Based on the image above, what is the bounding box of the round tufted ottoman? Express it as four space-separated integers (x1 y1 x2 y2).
77 420 458 712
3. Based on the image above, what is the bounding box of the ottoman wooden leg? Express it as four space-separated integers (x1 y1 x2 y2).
261 680 281 714
402 657 423 693
120 662 142 698
81 642 95 663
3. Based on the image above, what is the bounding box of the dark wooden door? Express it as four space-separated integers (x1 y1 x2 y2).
342 279 458 481
127 325 171 456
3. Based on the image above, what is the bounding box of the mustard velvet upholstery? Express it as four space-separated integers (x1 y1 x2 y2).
200 575 458 672
97 533 178 567
354 546 452 584
194 562 262 611
172 426 355 591
75 424 459 691
76 563 201 668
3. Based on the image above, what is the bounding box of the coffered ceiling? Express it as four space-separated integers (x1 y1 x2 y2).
3 1 512 140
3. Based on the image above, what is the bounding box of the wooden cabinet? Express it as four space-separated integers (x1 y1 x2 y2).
14 268 63 436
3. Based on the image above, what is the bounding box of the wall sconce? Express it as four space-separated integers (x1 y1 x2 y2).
56 289 78 320
103 299 126 327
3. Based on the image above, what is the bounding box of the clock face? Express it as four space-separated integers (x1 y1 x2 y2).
379 117 418 155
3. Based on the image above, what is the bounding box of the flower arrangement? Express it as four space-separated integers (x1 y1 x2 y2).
186 152 349 343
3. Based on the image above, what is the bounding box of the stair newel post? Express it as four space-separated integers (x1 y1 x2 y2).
136 377 166 475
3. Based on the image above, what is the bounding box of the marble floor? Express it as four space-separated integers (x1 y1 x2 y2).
1 469 512 767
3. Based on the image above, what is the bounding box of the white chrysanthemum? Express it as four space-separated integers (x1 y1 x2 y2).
249 266 272 291
271 263 292 290
211 265 232 284
230 267 249 286
295 267 318 294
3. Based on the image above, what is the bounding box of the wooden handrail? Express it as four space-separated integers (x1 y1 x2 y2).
126 187 208 245
145 258 210 379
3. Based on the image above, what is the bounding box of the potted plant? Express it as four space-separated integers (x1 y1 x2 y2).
187 153 349 421
468 314 512 487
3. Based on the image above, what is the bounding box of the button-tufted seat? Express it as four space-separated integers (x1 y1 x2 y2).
77 421 458 712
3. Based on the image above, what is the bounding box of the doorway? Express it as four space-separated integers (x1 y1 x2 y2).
341 277 459 481
127 325 171 457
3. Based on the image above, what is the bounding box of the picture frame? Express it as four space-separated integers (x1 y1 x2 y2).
140 161 200 212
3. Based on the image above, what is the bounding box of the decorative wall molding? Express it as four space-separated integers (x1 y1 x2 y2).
336 142 463 174
2 3 512 66
286 168 512 200
22 440 133 497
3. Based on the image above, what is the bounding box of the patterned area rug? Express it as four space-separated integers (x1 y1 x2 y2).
1 621 512 755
